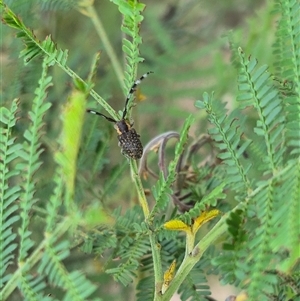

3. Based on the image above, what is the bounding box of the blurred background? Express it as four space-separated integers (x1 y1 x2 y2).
1 0 277 300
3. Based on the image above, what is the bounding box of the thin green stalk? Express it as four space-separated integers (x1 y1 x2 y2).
79 4 124 89
129 159 165 299
160 215 228 300
129 159 149 218
149 233 163 300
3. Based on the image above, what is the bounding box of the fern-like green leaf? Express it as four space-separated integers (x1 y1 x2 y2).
268 161 300 272
273 0 300 87
106 262 138 287
196 94 252 192
224 209 247 250
178 269 211 301
0 99 22 289
237 48 285 174
17 58 52 263
136 275 154 301
113 205 144 231
106 206 150 286
18 274 48 301
273 0 300 157
86 228 117 255
213 162 299 297
110 0 146 113
212 250 241 286
38 240 99 300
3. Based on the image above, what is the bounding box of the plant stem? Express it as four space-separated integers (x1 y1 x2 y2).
82 4 124 89
129 159 166 299
130 159 150 218
160 214 228 300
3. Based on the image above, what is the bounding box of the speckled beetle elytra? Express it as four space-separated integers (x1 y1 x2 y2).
87 71 153 159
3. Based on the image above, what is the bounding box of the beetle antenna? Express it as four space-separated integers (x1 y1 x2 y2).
122 71 153 119
86 109 116 123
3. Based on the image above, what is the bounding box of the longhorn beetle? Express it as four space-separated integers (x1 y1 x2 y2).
87 71 153 160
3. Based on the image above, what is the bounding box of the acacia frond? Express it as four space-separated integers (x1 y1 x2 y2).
38 241 98 300
111 0 146 108
104 206 150 286
195 4 299 296
18 274 48 301
17 58 52 263
0 99 22 289
136 275 155 301
246 183 280 299
1 1 299 300
196 95 252 192
268 162 300 272
273 0 300 87
237 48 285 175
107 234 150 286
178 270 211 301
273 0 300 157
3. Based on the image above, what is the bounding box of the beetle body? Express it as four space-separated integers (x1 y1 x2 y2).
115 120 143 159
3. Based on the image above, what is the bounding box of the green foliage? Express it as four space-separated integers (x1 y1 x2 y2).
178 270 210 301
106 206 150 286
17 58 52 262
195 3 300 297
196 96 252 191
1 0 299 301
0 52 99 300
1 0 118 120
179 183 226 226
237 48 286 173
136 275 155 301
110 0 146 113
0 99 21 289
273 0 300 157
